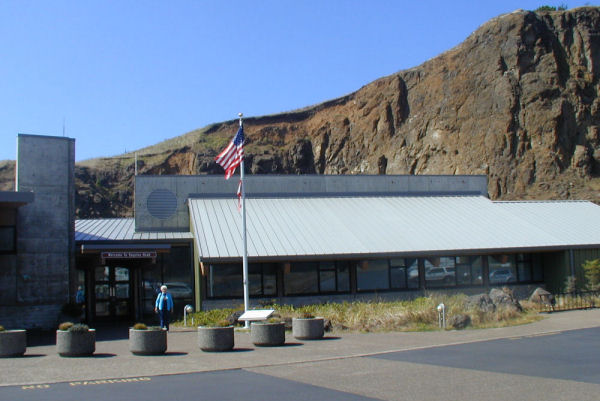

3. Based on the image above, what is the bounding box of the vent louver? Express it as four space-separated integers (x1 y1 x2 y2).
147 189 178 219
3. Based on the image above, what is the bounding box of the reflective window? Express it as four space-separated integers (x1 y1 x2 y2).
141 246 193 318
406 258 419 289
455 256 483 285
249 263 277 296
357 260 389 291
390 259 407 289
488 255 517 285
284 262 318 295
425 257 456 288
337 262 350 292
208 264 242 298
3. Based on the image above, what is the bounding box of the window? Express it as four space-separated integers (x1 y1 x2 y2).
456 256 483 285
208 263 277 298
284 262 319 295
357 260 389 291
357 258 419 292
250 263 277 296
208 264 243 298
516 253 532 282
283 261 350 295
390 258 407 289
424 257 456 288
488 255 517 285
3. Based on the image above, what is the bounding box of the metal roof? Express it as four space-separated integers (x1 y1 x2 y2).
494 200 600 247
188 196 599 262
75 218 193 242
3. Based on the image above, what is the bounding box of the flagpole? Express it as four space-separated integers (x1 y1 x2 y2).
239 112 250 328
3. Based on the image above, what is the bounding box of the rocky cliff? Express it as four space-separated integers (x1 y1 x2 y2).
2 7 599 218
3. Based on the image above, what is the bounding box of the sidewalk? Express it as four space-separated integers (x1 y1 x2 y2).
3 309 600 387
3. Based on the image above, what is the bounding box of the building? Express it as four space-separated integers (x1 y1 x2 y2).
3 134 600 328
0 134 74 329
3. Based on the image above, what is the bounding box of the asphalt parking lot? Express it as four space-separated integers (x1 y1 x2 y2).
2 309 599 401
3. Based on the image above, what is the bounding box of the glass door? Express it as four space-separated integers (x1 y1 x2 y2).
94 266 132 321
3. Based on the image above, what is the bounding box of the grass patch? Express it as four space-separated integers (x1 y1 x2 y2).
173 295 545 332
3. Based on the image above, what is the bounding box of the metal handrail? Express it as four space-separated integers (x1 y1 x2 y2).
535 291 599 312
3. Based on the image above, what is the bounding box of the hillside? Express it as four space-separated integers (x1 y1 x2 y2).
2 7 600 218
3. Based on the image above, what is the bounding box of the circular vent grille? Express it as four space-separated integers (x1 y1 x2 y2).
147 189 178 219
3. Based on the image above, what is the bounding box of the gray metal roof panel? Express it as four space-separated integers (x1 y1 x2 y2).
494 200 600 247
189 195 575 261
75 218 192 242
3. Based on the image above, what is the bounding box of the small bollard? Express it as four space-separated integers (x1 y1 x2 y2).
184 304 194 326
437 303 446 329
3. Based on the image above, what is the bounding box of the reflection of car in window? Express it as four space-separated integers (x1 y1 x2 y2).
165 282 193 298
425 267 455 282
489 269 514 284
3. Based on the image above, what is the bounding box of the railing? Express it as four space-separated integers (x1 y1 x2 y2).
535 291 600 312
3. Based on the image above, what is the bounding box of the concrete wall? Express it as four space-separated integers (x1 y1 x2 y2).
135 174 488 231
0 134 75 329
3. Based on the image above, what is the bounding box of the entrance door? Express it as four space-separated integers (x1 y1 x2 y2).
94 266 132 321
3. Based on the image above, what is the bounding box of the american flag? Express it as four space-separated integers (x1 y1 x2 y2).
215 125 244 179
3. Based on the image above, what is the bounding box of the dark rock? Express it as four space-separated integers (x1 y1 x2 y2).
529 287 555 306
226 310 244 326
449 314 471 330
466 293 496 313
323 318 332 332
489 288 523 312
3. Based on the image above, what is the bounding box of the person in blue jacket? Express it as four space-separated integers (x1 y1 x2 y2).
154 285 174 330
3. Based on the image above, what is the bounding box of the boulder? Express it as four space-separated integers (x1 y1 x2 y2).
466 293 496 313
226 310 244 326
449 314 471 330
529 287 554 306
489 288 523 312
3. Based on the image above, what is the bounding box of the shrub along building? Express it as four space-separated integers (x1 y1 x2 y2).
3 134 600 328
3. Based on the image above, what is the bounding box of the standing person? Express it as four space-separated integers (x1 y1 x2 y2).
75 286 85 305
154 285 174 330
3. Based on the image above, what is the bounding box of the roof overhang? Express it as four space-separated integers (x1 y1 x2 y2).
80 243 172 254
0 191 34 208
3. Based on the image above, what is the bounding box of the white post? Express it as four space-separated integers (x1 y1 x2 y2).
239 113 250 329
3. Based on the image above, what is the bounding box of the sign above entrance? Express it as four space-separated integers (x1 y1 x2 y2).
101 251 157 263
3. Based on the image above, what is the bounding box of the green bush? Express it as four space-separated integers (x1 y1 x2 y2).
68 323 90 333
583 259 600 290
132 323 148 330
298 312 315 319
535 4 568 12
0 325 5 332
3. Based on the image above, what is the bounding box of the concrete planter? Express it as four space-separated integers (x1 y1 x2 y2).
56 329 96 357
0 330 27 357
251 322 285 346
129 329 167 355
197 326 234 352
292 317 324 340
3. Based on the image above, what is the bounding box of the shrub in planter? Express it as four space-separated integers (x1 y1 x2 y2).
56 322 95 357
197 320 234 352
129 323 167 355
0 325 27 357
251 319 285 346
292 314 325 340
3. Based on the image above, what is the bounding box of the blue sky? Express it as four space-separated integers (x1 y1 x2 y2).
0 1 596 161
